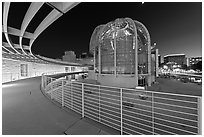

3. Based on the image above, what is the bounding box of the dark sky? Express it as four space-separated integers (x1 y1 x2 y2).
6 2 202 59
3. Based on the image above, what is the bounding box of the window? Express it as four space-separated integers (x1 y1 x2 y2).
20 64 28 77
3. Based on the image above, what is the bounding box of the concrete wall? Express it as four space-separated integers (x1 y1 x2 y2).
2 58 73 83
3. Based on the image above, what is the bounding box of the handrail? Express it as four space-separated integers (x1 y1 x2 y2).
42 74 202 135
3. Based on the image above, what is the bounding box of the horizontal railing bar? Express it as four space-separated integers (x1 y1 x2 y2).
84 112 99 121
122 91 152 98
100 92 120 98
123 130 131 135
153 96 198 104
123 87 200 98
72 104 82 111
100 118 121 129
84 91 99 98
84 104 99 112
84 95 99 102
71 88 82 94
84 101 99 108
66 102 81 112
153 106 198 117
154 127 176 135
122 100 152 109
122 95 152 103
52 93 61 98
72 101 82 108
154 111 198 123
84 86 99 91
154 116 198 129
53 90 62 95
53 97 61 103
64 102 71 108
100 113 121 123
84 114 121 132
100 95 121 103
52 91 61 96
71 107 81 114
100 88 120 94
123 117 152 131
123 126 143 135
71 85 82 89
100 108 121 119
100 99 120 106
122 113 152 125
70 91 82 98
51 86 62 92
64 94 82 103
154 101 198 111
84 98 99 106
154 121 197 135
71 86 82 91
84 107 99 116
100 102 120 111
84 109 99 119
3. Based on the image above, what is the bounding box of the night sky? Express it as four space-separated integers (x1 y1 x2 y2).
5 2 202 60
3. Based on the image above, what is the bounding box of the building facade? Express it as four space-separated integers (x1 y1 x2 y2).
89 18 155 88
189 57 202 66
164 54 186 66
62 51 76 62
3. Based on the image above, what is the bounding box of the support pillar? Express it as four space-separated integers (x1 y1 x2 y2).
41 74 44 89
198 97 202 135
120 88 123 135
134 35 138 87
94 48 96 72
147 42 152 86
98 45 101 75
62 80 64 107
114 33 117 77
155 49 159 78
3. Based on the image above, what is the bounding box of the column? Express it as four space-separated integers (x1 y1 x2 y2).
94 48 96 72
147 42 151 86
98 45 101 75
114 31 117 77
134 35 138 86
155 49 159 77
197 97 202 135
82 83 84 118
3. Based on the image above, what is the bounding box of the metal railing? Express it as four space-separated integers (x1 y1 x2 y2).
41 74 202 135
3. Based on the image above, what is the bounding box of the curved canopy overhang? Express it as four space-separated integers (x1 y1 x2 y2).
2 2 81 66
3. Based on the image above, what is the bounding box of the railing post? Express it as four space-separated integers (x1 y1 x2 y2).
41 74 44 89
71 82 73 109
99 85 101 122
50 78 53 100
152 92 154 135
197 97 202 135
120 88 123 135
82 83 84 118
62 80 64 107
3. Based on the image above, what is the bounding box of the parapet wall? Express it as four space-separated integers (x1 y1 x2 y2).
2 58 69 83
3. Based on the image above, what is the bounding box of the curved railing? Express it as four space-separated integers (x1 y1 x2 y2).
41 74 202 135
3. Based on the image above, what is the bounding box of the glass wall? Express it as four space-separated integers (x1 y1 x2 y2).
90 18 151 76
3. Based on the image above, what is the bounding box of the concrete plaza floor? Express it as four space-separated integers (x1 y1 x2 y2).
2 77 119 135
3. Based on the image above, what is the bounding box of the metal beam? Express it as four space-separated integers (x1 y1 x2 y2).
2 26 34 39
29 2 79 55
3 2 21 54
20 2 44 55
